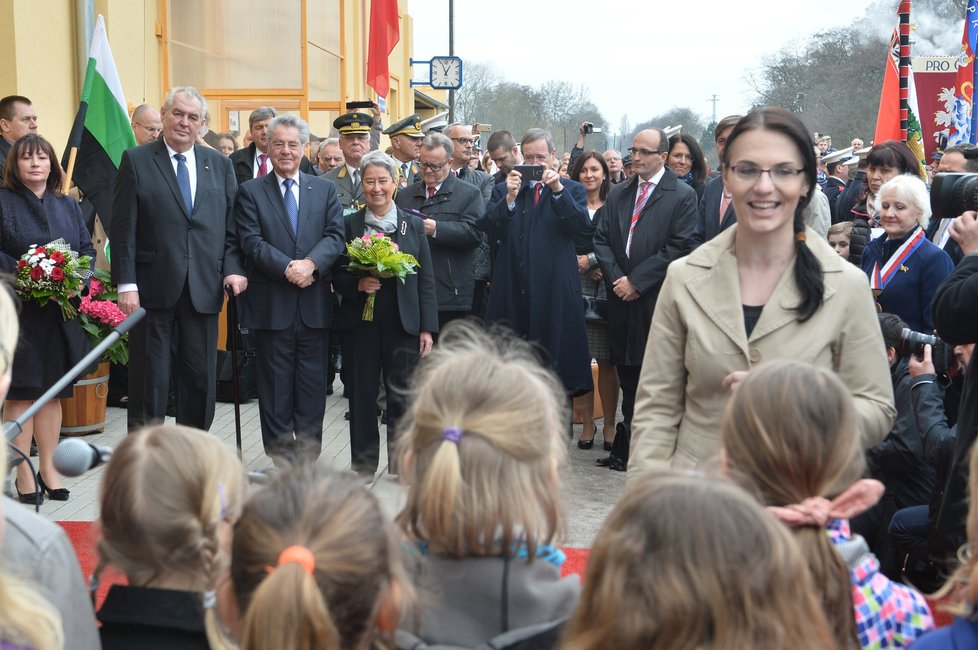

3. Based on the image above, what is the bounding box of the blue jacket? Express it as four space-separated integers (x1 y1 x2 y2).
912 617 978 649
860 227 953 333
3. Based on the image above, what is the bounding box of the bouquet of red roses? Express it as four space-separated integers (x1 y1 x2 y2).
345 232 419 321
14 239 93 320
78 268 128 365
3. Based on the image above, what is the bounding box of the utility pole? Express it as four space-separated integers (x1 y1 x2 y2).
708 94 719 124
448 0 455 123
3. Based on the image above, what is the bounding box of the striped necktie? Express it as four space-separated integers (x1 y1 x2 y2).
626 181 653 257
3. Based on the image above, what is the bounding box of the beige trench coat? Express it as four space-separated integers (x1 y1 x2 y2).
629 225 896 474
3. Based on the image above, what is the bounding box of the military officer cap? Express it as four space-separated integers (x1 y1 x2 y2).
334 112 374 134
821 147 854 165
621 154 633 166
383 113 424 138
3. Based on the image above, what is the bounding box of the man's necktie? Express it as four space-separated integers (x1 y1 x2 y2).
426 186 437 199
258 154 269 177
533 183 544 207
626 181 653 257
401 163 410 188
719 188 732 225
353 169 361 191
283 178 298 235
174 153 193 214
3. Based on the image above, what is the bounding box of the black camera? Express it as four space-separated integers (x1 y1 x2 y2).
582 122 602 135
931 172 978 220
900 328 957 377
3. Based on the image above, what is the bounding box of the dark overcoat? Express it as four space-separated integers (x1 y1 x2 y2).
479 178 592 395
593 169 697 367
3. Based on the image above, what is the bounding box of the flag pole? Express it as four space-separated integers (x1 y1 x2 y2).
62 146 78 195
899 0 912 143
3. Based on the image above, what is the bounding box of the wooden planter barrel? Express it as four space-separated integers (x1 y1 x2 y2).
60 361 110 436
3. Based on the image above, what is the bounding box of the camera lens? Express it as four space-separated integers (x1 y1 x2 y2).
931 172 978 220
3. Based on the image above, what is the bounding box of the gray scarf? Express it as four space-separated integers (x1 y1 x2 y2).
364 202 398 234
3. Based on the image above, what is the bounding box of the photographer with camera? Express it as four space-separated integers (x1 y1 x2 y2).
567 120 603 178
888 339 973 590
853 314 938 577
927 194 978 573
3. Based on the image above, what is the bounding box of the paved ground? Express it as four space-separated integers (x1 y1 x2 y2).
25 390 626 548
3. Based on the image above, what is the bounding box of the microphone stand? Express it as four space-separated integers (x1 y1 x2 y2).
3 308 145 510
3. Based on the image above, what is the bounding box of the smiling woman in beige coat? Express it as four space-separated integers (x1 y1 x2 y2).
629 107 895 474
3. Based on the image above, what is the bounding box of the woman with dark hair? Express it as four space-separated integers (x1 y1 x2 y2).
629 107 895 473
667 132 708 200
569 151 619 450
842 140 921 267
0 134 95 503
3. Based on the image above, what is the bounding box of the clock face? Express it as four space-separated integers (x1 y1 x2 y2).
430 56 462 90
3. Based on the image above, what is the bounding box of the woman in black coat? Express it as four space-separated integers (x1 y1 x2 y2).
0 134 94 503
332 151 438 477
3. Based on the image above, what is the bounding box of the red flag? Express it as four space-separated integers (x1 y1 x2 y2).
366 0 400 99
875 30 902 143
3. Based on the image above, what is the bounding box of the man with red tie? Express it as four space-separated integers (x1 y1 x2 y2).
593 127 697 470
480 128 593 398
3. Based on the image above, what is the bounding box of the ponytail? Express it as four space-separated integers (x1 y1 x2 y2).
794 527 859 649
793 214 824 322
240 564 337 650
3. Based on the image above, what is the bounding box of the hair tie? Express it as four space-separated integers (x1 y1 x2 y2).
766 479 885 529
442 427 464 444
265 545 316 575
795 231 807 242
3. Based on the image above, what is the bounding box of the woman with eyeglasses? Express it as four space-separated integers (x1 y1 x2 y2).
628 107 895 474
666 133 708 200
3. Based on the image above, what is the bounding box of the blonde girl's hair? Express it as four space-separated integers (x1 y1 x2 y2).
934 442 978 612
396 320 568 558
720 360 863 649
208 464 407 650
0 280 18 377
0 446 64 650
96 425 246 591
561 471 836 650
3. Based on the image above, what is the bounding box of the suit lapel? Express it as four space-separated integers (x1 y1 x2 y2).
191 146 210 217
617 176 639 242
153 141 191 219
262 174 295 242
296 173 314 242
685 245 750 355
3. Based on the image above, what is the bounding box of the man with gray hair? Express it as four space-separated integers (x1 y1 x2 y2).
235 114 345 463
230 106 313 187
111 85 248 432
480 128 593 396
395 131 484 328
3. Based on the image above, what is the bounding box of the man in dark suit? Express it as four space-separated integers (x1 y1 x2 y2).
447 123 494 203
691 114 742 248
235 115 345 463
0 95 37 174
822 148 854 224
230 107 312 188
593 127 698 470
384 114 424 189
324 112 373 214
480 128 593 397
395 131 484 328
111 86 247 431
487 130 522 184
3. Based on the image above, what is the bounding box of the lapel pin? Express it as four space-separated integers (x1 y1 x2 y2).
400 221 408 235
899 265 909 273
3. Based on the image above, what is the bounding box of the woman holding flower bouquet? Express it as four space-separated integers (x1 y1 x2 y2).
332 151 438 477
0 134 95 503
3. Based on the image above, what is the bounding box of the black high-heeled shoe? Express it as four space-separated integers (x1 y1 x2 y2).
37 472 69 501
15 479 42 504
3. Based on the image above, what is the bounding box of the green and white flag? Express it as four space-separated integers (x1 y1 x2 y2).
61 14 136 224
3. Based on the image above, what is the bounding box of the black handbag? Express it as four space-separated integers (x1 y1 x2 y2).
582 295 608 323
215 298 257 403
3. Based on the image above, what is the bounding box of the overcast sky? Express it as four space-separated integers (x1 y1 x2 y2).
408 0 961 134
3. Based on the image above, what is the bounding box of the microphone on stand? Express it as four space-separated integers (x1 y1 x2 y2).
4 308 144 443
52 438 112 477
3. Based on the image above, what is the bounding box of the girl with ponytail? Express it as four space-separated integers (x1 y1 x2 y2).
95 425 246 649
395 320 580 648
630 106 895 473
722 360 932 648
207 464 405 650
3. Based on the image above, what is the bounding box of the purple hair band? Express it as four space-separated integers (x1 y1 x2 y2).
442 427 464 444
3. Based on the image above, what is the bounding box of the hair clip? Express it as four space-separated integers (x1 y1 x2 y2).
202 590 217 609
217 482 227 520
442 427 464 444
795 231 807 242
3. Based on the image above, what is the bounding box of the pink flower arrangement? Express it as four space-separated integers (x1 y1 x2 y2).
79 294 125 328
77 269 128 365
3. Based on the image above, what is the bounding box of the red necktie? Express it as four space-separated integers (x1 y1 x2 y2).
533 184 544 207
426 186 437 199
626 181 653 257
258 154 268 177
719 188 731 225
